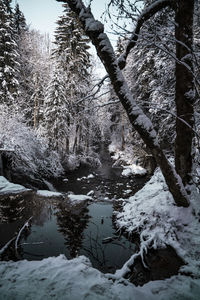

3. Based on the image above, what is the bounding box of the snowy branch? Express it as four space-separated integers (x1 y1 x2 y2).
15 216 33 258
0 237 15 257
118 0 174 69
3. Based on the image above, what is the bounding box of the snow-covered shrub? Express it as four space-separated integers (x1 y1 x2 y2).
0 105 63 177
63 152 101 171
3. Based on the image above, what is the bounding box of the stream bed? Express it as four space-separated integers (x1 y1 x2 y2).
0 150 148 274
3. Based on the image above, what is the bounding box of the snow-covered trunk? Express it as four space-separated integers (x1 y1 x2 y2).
64 0 189 207
33 96 39 129
175 0 195 186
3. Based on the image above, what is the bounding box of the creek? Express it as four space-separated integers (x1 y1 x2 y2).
0 148 148 274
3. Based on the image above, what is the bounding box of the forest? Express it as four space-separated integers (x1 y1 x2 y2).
0 0 200 299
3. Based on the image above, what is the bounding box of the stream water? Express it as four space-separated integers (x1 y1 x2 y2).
0 148 148 273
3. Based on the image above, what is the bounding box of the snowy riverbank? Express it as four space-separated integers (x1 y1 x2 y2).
0 171 200 299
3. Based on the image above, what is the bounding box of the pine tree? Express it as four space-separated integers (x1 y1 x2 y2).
43 67 70 156
13 3 27 36
53 4 92 155
0 0 19 105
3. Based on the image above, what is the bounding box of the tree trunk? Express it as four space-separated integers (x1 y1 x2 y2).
64 0 189 207
33 96 39 129
175 0 195 186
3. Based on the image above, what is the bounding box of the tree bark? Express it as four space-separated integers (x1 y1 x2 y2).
59 0 189 207
175 0 195 186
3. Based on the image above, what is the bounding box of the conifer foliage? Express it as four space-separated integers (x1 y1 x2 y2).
0 0 19 105
49 3 93 156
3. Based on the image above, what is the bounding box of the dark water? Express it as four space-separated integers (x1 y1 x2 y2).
0 149 147 273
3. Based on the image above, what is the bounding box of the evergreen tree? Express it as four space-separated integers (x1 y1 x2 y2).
53 4 92 155
13 3 28 36
0 0 19 105
43 67 70 156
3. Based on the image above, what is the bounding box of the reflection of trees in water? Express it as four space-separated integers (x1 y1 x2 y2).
0 194 27 223
56 200 90 258
0 193 54 259
0 193 52 226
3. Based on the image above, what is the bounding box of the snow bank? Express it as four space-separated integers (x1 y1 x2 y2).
68 194 93 202
116 169 193 269
0 176 30 194
36 190 63 198
1 255 199 300
114 168 200 296
0 255 155 300
122 164 147 177
1 169 200 298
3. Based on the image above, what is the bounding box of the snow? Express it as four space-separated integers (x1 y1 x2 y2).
0 168 200 298
0 176 30 194
122 164 147 177
68 193 93 202
87 173 95 179
87 190 95 196
77 174 95 181
0 255 156 300
36 190 63 198
114 169 200 290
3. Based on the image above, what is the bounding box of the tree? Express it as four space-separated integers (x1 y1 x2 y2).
174 0 195 186
124 3 176 152
0 0 19 106
43 66 70 156
13 3 28 36
17 30 51 126
57 0 196 207
53 3 94 156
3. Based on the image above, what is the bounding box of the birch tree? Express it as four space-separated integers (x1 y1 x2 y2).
56 0 196 207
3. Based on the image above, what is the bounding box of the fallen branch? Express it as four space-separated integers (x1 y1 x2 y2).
15 216 33 259
0 237 15 257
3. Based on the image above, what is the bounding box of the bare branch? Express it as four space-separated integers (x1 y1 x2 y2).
118 0 174 69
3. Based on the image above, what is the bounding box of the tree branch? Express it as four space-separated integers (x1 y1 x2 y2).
118 0 174 69
56 0 189 207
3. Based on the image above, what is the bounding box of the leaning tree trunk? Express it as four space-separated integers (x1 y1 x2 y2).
175 0 195 186
60 0 190 207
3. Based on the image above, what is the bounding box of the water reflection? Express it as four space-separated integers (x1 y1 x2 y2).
0 192 136 273
0 194 26 223
80 202 136 273
56 200 90 257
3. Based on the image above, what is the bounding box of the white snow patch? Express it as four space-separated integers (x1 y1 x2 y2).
87 174 95 179
0 176 30 194
123 189 132 195
77 174 95 181
37 190 63 198
68 194 93 202
87 190 95 196
122 164 147 177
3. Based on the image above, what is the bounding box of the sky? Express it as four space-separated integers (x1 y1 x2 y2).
11 0 117 77
11 0 111 39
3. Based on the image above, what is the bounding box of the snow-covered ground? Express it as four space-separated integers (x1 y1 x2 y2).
122 164 147 177
0 171 200 299
0 176 30 194
68 193 93 202
108 143 147 177
36 190 63 198
0 255 157 300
